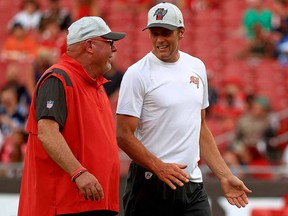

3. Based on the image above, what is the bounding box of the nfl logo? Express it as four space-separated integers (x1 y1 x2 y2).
46 100 54 109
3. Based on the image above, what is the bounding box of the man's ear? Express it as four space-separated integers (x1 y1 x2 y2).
85 40 94 54
178 27 185 39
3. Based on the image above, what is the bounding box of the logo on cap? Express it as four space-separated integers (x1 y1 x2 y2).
154 8 168 20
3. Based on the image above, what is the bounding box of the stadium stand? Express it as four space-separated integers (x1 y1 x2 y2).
0 0 287 180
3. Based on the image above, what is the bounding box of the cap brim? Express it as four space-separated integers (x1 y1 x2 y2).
102 32 126 41
142 23 178 31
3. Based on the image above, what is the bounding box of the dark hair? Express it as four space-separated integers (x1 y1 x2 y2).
9 22 24 34
20 0 40 10
12 22 24 29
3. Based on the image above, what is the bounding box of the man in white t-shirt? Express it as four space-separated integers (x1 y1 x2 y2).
116 2 252 216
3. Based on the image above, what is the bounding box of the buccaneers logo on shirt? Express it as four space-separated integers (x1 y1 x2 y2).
190 76 199 88
153 8 168 20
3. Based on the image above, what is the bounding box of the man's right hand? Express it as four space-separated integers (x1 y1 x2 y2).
154 162 190 190
75 172 104 201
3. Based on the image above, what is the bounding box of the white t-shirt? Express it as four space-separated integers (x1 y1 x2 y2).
116 51 209 182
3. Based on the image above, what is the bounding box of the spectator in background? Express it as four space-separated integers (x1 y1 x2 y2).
212 77 246 132
0 85 27 138
0 129 28 163
243 0 273 40
0 83 28 163
24 17 67 98
222 145 273 180
239 0 276 61
270 0 288 33
237 22 275 59
244 92 256 112
239 145 273 180
275 18 288 67
4 62 31 111
1 22 39 63
25 49 54 98
37 17 67 63
231 96 278 161
221 77 246 116
8 0 42 32
8 130 28 162
40 0 72 31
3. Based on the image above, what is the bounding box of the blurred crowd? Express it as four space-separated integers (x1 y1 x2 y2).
0 0 287 181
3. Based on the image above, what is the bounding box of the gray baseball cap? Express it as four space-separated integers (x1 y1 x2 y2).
67 16 126 46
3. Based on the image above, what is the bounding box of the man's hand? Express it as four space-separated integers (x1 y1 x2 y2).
154 162 189 190
220 175 252 208
75 172 104 201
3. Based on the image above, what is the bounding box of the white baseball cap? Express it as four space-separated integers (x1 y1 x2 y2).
143 2 184 31
67 16 126 46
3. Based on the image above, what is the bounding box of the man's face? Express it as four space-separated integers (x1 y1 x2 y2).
149 27 184 62
89 38 116 75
